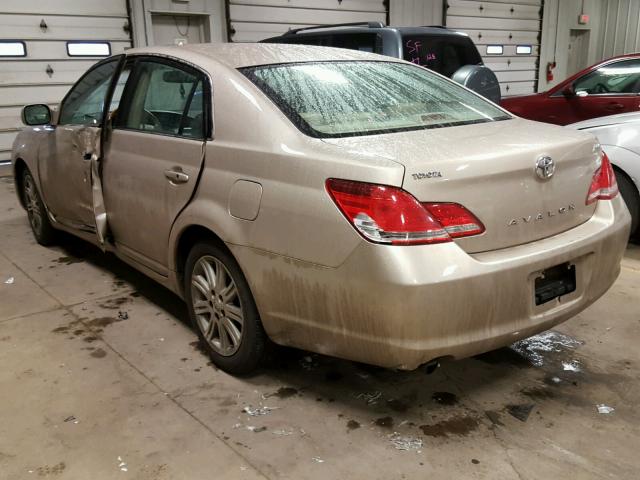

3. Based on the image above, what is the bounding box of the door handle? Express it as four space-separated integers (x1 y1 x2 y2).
164 168 189 184
606 102 624 110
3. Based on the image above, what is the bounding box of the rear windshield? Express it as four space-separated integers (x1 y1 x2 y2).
241 61 510 138
402 34 482 78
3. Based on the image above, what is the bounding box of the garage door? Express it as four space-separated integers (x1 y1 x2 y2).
445 0 542 97
227 0 387 42
0 0 131 165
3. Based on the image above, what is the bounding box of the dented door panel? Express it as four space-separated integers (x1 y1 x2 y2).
42 57 122 243
38 125 101 231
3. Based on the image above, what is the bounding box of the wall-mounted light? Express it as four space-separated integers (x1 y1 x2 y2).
66 41 111 57
0 41 27 57
486 45 504 55
516 45 532 55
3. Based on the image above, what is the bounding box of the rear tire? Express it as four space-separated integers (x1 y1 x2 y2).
21 169 56 246
184 241 267 374
616 170 639 239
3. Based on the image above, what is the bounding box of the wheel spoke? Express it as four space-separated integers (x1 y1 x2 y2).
222 317 241 347
204 317 216 340
225 305 244 326
218 323 229 350
214 261 226 292
220 282 237 303
201 260 216 292
192 275 209 299
193 299 210 316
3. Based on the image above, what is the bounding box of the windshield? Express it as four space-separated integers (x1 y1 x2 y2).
241 61 510 138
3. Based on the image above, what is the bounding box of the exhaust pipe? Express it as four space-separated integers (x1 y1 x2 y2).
422 359 441 375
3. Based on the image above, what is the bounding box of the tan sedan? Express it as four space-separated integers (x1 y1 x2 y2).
11 44 630 374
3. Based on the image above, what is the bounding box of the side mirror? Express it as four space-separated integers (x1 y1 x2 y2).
562 85 576 97
22 104 51 126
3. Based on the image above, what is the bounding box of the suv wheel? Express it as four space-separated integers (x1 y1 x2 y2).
184 241 266 374
22 169 56 246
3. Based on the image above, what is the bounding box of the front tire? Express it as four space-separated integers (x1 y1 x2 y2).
184 241 266 374
22 169 56 246
617 171 639 239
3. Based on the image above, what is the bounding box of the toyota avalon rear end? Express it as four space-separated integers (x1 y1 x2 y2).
227 57 630 370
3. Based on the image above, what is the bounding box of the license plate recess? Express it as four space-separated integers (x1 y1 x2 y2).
535 263 576 306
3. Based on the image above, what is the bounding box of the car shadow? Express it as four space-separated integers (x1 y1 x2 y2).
55 231 188 322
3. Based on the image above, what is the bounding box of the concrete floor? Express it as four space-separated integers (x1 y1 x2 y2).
1 176 639 480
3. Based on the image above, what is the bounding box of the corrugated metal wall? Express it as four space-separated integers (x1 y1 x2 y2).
0 0 131 164
227 0 387 42
390 0 443 27
537 0 640 92
445 0 543 97
597 0 640 59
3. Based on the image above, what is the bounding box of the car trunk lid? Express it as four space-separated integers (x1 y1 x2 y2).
323 118 599 253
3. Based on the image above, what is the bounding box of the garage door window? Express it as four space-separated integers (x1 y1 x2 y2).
0 41 26 57
116 60 204 138
66 41 111 57
58 59 119 125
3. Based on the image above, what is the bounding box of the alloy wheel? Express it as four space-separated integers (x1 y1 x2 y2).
23 174 43 234
190 255 244 356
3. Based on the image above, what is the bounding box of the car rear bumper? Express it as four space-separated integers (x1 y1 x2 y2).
230 196 631 370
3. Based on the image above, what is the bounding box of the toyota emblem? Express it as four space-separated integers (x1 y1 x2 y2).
535 156 555 180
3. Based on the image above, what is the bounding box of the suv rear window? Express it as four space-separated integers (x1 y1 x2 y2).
242 61 510 138
266 32 380 53
403 34 482 77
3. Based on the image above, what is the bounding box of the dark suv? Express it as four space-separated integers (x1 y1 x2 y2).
262 22 500 103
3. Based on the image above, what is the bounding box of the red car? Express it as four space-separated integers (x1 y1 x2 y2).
501 54 640 125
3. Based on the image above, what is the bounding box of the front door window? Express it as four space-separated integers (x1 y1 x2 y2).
574 59 640 95
58 59 119 125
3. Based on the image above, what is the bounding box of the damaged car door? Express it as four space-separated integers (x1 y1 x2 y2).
38 57 122 242
101 57 208 274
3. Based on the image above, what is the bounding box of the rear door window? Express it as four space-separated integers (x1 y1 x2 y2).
115 59 205 138
402 35 482 77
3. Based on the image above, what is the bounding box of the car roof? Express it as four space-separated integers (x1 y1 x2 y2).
392 26 470 37
280 26 467 37
124 42 401 70
592 52 640 65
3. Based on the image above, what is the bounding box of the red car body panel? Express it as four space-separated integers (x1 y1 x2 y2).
501 54 640 125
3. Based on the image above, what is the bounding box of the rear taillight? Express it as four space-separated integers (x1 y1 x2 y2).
326 178 484 245
422 202 485 238
586 152 618 205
